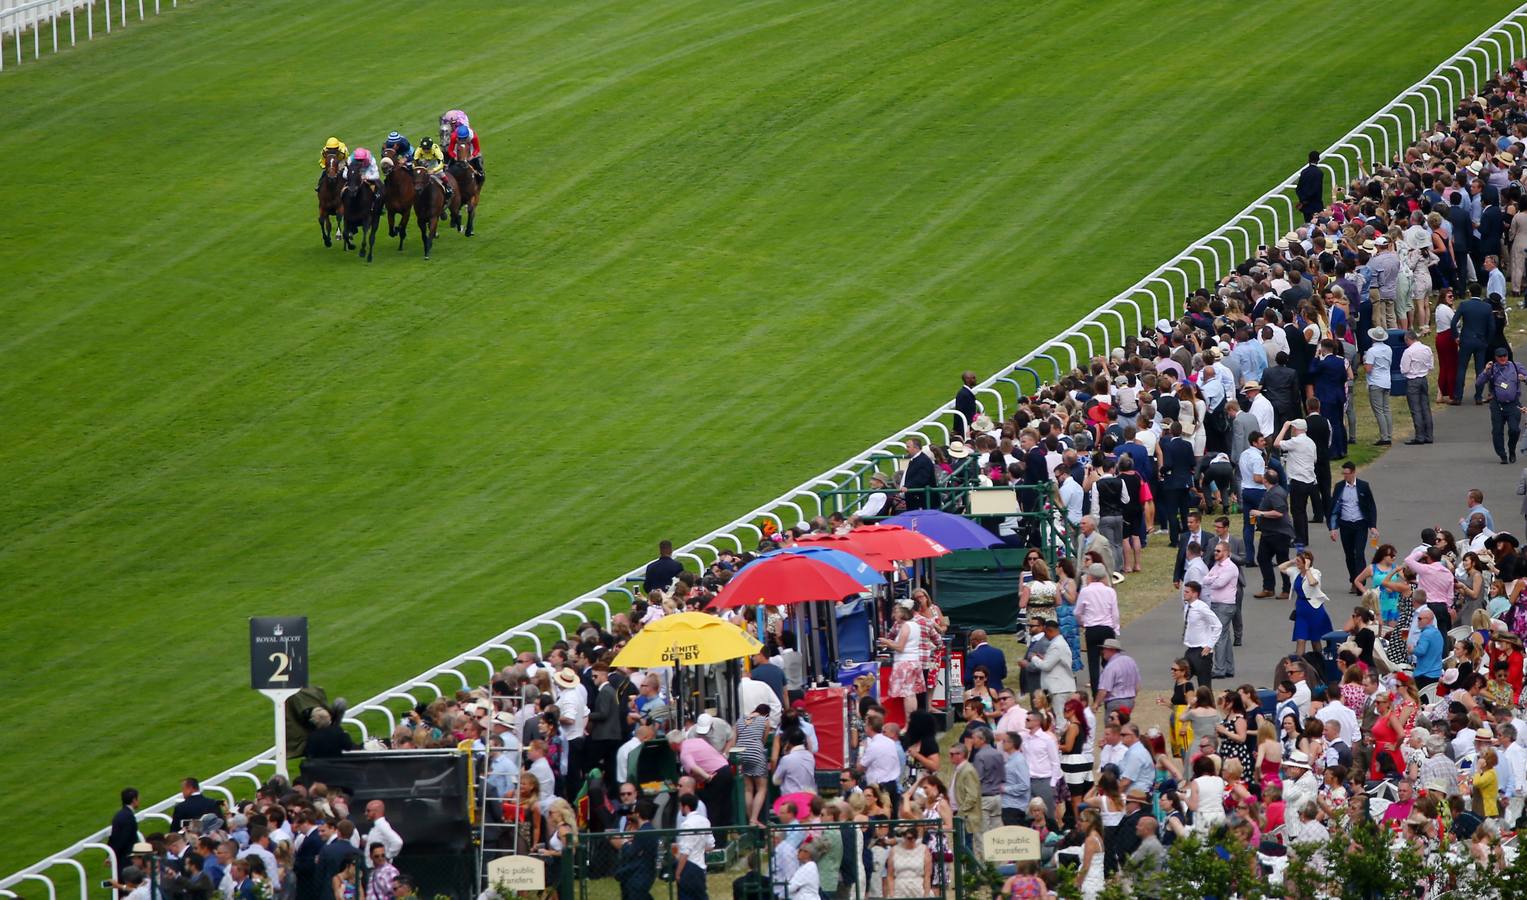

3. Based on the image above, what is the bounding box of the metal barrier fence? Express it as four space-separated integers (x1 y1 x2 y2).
7 5 1527 899
0 0 184 71
572 819 973 900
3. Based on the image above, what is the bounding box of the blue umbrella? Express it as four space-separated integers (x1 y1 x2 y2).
881 508 1003 551
746 546 881 588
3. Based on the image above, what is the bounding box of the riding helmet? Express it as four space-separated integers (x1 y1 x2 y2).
324 137 342 149
387 131 402 143
455 125 470 139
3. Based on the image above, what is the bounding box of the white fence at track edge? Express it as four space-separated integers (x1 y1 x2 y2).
6 3 1527 896
0 0 182 71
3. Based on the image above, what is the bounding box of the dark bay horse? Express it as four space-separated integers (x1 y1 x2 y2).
446 157 480 237
381 152 415 251
412 168 450 259
342 169 381 262
317 153 345 247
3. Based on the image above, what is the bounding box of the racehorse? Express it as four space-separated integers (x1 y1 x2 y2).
412 167 451 260
380 153 415 251
342 168 381 262
317 153 345 247
446 155 480 237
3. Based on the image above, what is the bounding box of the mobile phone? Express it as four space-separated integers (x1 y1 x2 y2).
101 882 115 890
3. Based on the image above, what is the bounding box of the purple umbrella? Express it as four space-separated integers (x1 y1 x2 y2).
881 508 1003 551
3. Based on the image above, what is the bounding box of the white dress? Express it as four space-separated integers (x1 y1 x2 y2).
1080 835 1106 899
1192 775 1226 834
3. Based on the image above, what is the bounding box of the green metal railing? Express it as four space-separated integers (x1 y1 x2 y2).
571 818 973 900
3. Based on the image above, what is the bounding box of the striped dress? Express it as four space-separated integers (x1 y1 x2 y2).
733 713 769 777
1059 721 1093 793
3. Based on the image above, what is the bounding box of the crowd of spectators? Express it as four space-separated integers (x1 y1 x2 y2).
94 55 1527 900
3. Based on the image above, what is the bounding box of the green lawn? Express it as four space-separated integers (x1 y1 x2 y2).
0 0 1517 878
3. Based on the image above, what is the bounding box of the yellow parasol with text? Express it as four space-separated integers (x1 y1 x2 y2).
612 611 762 668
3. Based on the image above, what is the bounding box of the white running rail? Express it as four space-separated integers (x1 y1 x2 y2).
0 0 184 71
5 4 1527 896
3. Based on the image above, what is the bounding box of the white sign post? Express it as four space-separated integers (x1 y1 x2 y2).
250 617 309 779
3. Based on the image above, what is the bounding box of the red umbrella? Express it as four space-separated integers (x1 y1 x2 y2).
794 533 897 572
844 523 950 561
710 554 868 609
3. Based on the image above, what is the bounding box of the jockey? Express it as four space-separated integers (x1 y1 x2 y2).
413 138 454 203
446 124 484 184
382 130 413 161
348 147 381 190
439 109 469 143
316 136 348 191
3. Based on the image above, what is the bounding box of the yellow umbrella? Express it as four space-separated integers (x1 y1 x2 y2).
613 611 762 668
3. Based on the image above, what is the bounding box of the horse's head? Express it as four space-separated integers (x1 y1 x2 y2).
325 154 341 176
382 147 396 161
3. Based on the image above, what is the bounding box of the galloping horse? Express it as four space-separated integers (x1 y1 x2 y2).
342 168 381 263
380 152 415 251
317 153 345 247
412 168 451 260
446 156 481 237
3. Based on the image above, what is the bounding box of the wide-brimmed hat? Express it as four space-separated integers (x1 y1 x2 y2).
1101 638 1124 652
1368 326 1389 342
1470 159 1485 174
1282 750 1312 770
1499 151 1516 165
493 711 515 728
971 414 996 433
1242 380 1261 391
553 668 580 689
947 441 973 459
1441 668 1459 686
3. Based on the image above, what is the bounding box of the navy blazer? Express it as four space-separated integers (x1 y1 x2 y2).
1326 478 1378 531
1160 438 1196 490
965 642 1008 691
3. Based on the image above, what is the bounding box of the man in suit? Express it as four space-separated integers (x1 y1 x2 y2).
1327 461 1379 585
613 799 660 900
1478 188 1504 280
1447 192 1474 286
1172 512 1216 589
901 436 936 510
1454 291 1495 403
586 663 624 782
171 778 221 830
964 629 1008 692
1158 422 1196 547
293 812 325 900
954 371 980 439
1078 515 1116 576
317 820 360 900
109 788 140 876
1260 353 1302 433
229 861 256 900
1296 151 1324 222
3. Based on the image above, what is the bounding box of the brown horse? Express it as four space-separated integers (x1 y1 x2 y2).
380 154 415 251
342 167 381 262
317 153 345 247
446 156 481 237
412 168 451 259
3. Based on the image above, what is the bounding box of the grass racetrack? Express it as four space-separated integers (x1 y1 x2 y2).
0 0 1516 875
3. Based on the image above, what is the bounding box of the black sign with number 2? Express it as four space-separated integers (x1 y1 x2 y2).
250 616 309 690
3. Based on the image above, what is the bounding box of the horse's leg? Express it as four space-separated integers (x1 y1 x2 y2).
465 198 477 237
387 206 396 238
397 208 408 251
320 210 331 247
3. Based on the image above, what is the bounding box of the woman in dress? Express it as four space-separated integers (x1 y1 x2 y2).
1253 719 1282 791
536 798 578 900
1366 690 1407 782
330 857 358 900
1058 696 1094 819
1184 686 1222 769
1187 754 1226 836
730 703 772 826
1280 550 1333 658
884 827 930 899
879 605 924 710
1083 770 1125 871
1073 808 1106 900
1157 788 1190 848
1214 690 1254 774
1352 543 1406 629
1020 557 1058 625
